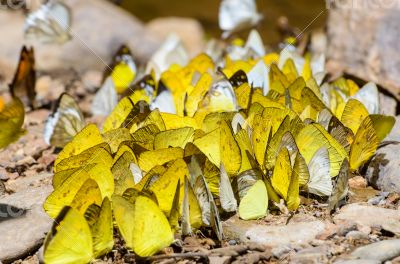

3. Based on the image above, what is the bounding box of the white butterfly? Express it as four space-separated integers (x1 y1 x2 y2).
307 147 333 196
219 163 237 213
91 77 118 117
227 29 265 60
44 93 85 148
247 59 270 94
219 0 262 38
351 82 380 114
146 34 189 80
24 0 72 44
150 90 176 114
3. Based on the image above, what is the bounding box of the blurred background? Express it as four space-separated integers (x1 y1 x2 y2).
121 0 326 45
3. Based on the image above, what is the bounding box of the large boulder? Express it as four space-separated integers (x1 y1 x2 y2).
0 0 162 81
326 0 400 99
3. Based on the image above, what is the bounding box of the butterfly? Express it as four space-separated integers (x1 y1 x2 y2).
44 198 113 263
0 96 26 149
24 0 72 44
44 93 85 148
91 77 118 116
103 45 137 94
219 0 263 38
9 46 36 109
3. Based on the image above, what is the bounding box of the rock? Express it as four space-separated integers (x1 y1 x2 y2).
349 176 367 189
290 246 329 264
351 240 400 262
146 17 205 57
209 256 231 264
346 231 369 240
385 116 400 142
271 245 292 259
326 0 400 99
366 143 400 193
379 93 397 116
0 0 162 80
0 173 53 262
334 260 381 264
334 204 400 234
223 216 327 248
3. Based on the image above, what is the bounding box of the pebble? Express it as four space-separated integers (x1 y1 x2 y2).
290 246 329 264
351 240 400 262
334 260 381 264
349 176 367 189
223 217 327 248
271 245 292 259
346 231 369 240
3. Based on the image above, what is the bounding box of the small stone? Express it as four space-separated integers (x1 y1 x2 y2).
290 246 329 264
272 245 292 259
209 256 231 264
346 231 369 240
337 221 357 237
35 75 52 100
334 260 381 264
351 240 400 262
228 239 237 246
349 176 367 189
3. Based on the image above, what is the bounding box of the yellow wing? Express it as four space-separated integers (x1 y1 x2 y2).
271 148 292 200
154 127 194 149
54 124 103 167
138 147 184 172
341 99 369 134
112 194 173 257
44 207 93 264
0 97 26 149
238 180 268 220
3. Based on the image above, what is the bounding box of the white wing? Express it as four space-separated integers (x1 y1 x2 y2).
311 54 326 85
245 29 265 57
24 0 71 44
278 49 305 75
146 34 188 80
130 163 143 185
219 163 237 212
150 90 176 114
247 59 270 95
219 0 262 35
231 113 246 134
351 82 379 114
307 147 333 196
91 77 118 116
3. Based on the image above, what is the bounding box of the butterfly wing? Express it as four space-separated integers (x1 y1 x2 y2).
44 93 85 148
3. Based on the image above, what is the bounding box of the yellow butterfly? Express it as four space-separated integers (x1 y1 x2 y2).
112 193 174 257
0 96 26 149
44 198 113 264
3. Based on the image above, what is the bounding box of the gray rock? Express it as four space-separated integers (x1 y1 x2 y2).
0 0 162 80
290 246 329 264
351 240 400 262
379 93 397 116
0 173 53 263
223 216 327 247
346 231 369 240
366 143 400 193
384 116 400 142
334 204 400 232
326 0 400 99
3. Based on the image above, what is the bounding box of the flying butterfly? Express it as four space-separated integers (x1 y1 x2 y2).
9 46 36 109
24 0 72 44
44 93 85 148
